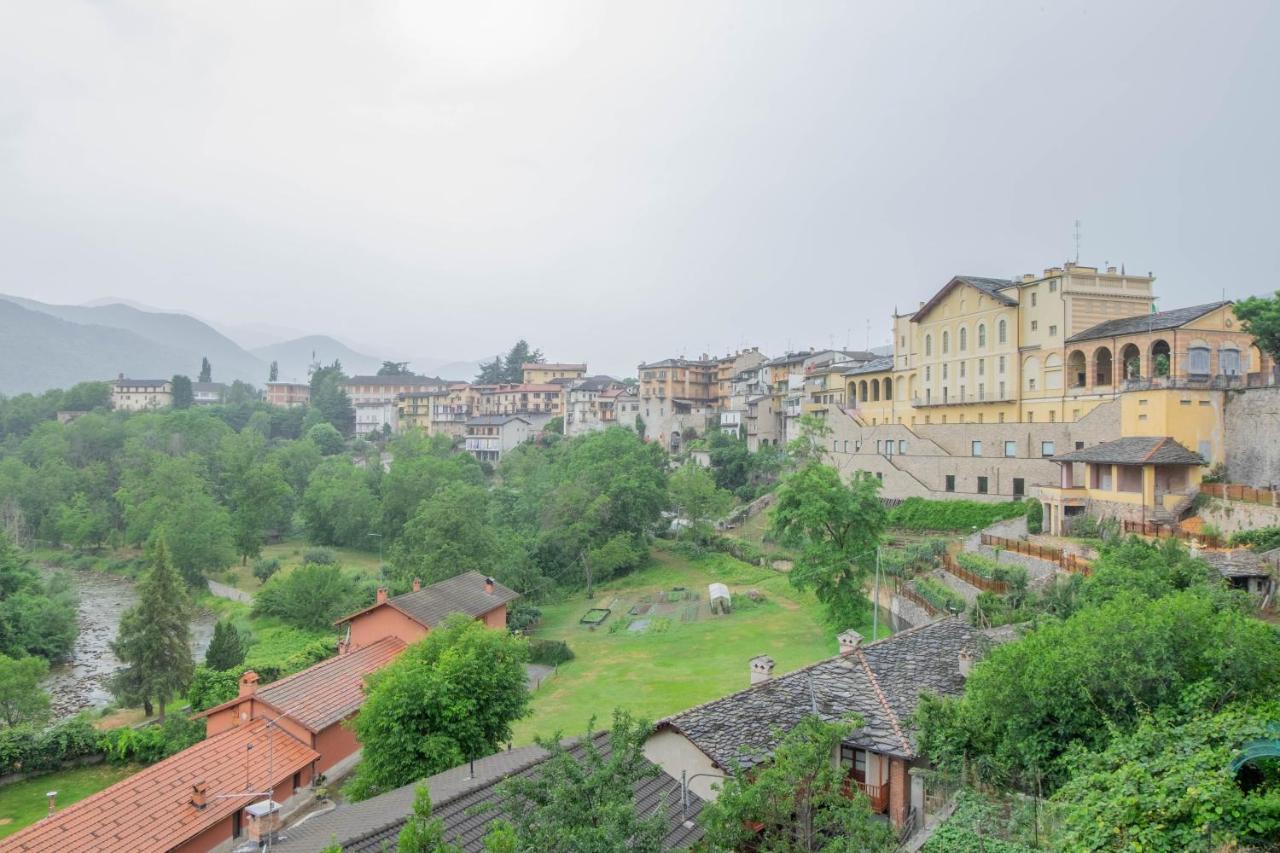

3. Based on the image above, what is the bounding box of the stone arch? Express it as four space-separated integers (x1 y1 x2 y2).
1094 346 1113 387
1121 343 1141 380
1150 339 1171 378
1023 355 1041 391
884 377 893 399
1044 353 1063 391
871 379 881 401
1067 350 1087 388
859 380 869 402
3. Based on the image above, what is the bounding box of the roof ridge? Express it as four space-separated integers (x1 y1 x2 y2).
853 647 913 755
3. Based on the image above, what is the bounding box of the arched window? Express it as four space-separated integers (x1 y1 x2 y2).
998 319 1007 344
1023 356 1041 392
1188 341 1211 375
1220 345 1242 376
1067 350 1087 388
977 324 987 348
1094 347 1113 386
859 380 868 402
871 379 880 402
942 331 950 354
1151 340 1171 378
959 327 968 351
925 335 932 356
884 377 893 399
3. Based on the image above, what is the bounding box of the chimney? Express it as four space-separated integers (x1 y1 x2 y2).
838 629 863 656
749 654 775 685
376 586 388 604
1107 266 1117 274
46 791 57 817
958 649 974 679
412 578 422 592
190 780 207 810
238 670 259 698
484 576 495 595
117 372 124 381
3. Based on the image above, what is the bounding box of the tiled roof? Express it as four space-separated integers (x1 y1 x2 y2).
5 719 318 853
1051 436 1204 466
843 356 895 376
1065 301 1230 343
1199 549 1275 579
241 637 404 731
338 571 520 631
522 362 586 371
279 734 705 852
573 375 623 392
658 618 990 767
114 378 169 387
344 375 449 386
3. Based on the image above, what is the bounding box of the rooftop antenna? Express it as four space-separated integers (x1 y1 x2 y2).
865 319 871 351
1073 219 1082 263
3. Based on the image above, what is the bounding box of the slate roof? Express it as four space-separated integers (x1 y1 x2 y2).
5 718 318 852
912 276 1017 324
465 415 531 427
522 362 587 371
1051 436 1204 466
573 375 623 392
658 618 990 768
344 375 449 386
114 377 169 387
1200 549 1275 579
191 381 226 393
1065 301 1230 343
338 571 520 631
843 356 895 376
277 734 704 852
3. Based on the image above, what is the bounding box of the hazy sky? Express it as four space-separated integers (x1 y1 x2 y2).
3 2 1279 376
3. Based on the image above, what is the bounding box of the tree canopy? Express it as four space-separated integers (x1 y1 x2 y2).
1235 291 1280 365
476 340 544 384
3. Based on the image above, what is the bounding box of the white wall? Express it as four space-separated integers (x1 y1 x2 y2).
643 728 725 801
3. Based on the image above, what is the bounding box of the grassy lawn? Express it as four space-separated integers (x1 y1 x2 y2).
0 763 140 838
216 538 384 592
511 544 889 745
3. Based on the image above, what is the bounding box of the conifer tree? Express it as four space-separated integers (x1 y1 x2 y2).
203 619 246 672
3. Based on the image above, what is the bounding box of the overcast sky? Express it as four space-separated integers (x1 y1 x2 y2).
3 2 1278 376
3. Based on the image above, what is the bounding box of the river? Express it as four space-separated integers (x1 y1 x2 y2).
41 568 217 719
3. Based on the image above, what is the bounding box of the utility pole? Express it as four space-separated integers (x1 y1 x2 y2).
872 545 881 640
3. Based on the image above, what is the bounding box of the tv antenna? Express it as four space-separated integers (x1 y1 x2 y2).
1073 219 1082 263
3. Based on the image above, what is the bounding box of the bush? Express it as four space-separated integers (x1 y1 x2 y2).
252 557 281 583
527 639 574 666
880 538 949 577
911 577 966 613
187 666 242 711
0 716 101 776
100 715 204 765
889 498 1028 532
506 601 542 633
253 562 374 631
954 552 1028 587
303 548 336 565
1025 499 1043 534
1229 525 1280 551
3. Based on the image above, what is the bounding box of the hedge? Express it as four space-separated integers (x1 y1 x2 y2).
528 639 575 667
880 538 948 577
1229 526 1280 552
889 498 1028 531
912 577 967 613
0 714 204 779
954 552 1028 587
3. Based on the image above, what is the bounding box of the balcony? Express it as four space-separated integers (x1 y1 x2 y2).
841 778 890 814
911 390 1015 407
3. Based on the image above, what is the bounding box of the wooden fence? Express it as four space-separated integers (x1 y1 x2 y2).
980 533 1093 576
941 553 1009 594
1121 520 1224 549
1200 482 1280 507
894 578 942 617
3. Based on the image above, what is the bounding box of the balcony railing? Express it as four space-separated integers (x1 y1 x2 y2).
842 778 889 814
1121 374 1251 392
911 390 1015 407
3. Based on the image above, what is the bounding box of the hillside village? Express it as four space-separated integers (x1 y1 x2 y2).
0 261 1277 851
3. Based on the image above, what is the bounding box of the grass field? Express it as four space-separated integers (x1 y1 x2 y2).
511 544 889 745
0 763 139 838
217 539 384 592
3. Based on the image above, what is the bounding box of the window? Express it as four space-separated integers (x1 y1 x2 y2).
998 380 1006 398
945 474 956 492
942 331 950 353
977 476 988 494
978 324 987 347
875 440 882 454
925 366 931 381
1028 378 1037 391
1041 441 1055 457
925 335 932 356
233 810 243 838
1049 325 1057 337
1031 320 1039 332
942 364 948 379
899 439 907 454
971 440 982 456
998 355 1006 373
1004 440 1016 457
1012 477 1025 496
1031 291 1038 307
1075 441 1084 449
960 361 966 378
1188 345 1211 375
998 319 1007 343
959 327 967 351
1220 347 1242 375
1049 280 1057 292
978 358 985 375
292 771 302 791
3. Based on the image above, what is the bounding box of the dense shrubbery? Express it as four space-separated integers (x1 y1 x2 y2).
954 552 1028 587
99 715 204 765
1024 499 1042 534
879 538 948 577
911 577 966 613
1229 524 1280 551
888 498 1027 531
0 713 204 777
506 601 541 633
527 638 574 666
921 790 1035 852
253 561 376 631
0 533 78 662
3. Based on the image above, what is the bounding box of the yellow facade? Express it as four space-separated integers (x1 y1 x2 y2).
522 363 587 384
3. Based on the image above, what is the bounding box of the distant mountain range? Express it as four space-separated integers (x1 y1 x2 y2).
0 294 485 395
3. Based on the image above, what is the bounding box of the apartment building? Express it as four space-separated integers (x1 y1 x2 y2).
564 376 630 437
344 375 451 437
476 383 564 418
522 362 587 384
266 381 311 408
111 375 172 411
464 415 533 463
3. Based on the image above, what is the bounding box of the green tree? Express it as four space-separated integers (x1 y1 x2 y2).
668 463 734 542
171 375 194 409
309 360 356 435
0 653 51 727
770 464 886 628
54 493 110 551
349 614 530 799
110 537 194 720
0 532 77 662
300 458 380 547
477 340 544 384
268 360 279 382
701 715 896 853
397 786 461 852
61 380 112 411
389 483 498 586
229 462 292 562
476 355 505 384
253 561 373 632
545 415 564 435
786 414 832 466
199 357 212 383
1235 291 1280 366
379 449 484 541
482 710 666 853
203 619 247 672
378 361 412 376
306 422 346 455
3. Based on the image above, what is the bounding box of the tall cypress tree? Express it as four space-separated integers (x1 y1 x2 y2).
199 357 212 383
204 619 247 672
110 537 194 720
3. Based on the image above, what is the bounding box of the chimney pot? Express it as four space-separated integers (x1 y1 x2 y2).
484 577 495 595
838 630 864 655
749 654 775 685
412 578 422 592
239 670 259 698
958 649 974 679
46 791 57 817
191 781 207 810
376 587 388 604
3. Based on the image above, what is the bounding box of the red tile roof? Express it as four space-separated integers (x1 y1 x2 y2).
5 718 318 852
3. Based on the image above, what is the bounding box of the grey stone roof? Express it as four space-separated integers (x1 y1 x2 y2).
279 735 705 852
1065 301 1230 343
658 618 990 767
574 375 623 392
1199 549 1275 579
843 356 895 376
115 377 169 387
1051 436 1204 466
955 276 1018 305
466 414 531 427
191 381 226 393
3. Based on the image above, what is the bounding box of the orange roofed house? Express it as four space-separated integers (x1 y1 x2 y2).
6 572 518 853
